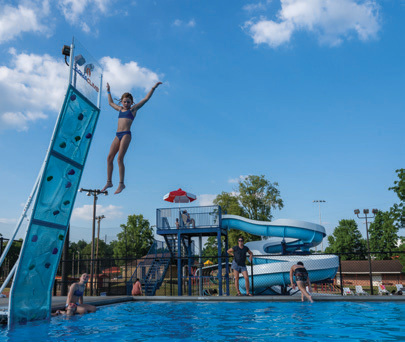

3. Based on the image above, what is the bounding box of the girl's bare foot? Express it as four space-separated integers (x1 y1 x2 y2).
101 181 113 192
114 182 125 194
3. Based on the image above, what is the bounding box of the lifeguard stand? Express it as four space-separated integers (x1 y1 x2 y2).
156 205 229 296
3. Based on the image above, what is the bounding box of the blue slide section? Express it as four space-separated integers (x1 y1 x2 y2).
8 85 100 326
222 215 339 295
222 215 326 252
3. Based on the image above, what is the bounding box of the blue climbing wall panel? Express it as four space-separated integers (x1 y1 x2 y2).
8 85 100 326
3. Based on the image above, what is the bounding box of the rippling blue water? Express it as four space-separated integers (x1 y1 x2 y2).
1 301 404 341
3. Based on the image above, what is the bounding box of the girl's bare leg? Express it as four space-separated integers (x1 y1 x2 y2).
234 270 241 295
101 137 120 192
298 282 313 302
115 134 131 194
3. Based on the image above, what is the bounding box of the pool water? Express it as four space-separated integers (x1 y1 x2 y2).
1 301 404 341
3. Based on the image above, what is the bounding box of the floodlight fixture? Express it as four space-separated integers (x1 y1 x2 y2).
354 209 360 215
74 54 86 66
372 209 378 214
363 209 369 214
62 45 71 66
86 192 91 196
79 188 83 193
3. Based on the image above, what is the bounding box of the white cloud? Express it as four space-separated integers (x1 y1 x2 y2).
228 175 249 184
198 194 217 206
173 19 196 28
243 1 272 13
0 218 17 224
0 49 68 131
100 56 161 97
72 204 124 221
0 2 50 44
58 0 110 29
244 0 380 47
0 50 161 131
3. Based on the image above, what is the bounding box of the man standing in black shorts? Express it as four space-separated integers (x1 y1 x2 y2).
227 236 253 296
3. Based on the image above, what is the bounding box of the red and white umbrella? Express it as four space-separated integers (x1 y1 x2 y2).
163 188 197 204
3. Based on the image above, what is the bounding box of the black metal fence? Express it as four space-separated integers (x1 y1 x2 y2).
1 250 405 297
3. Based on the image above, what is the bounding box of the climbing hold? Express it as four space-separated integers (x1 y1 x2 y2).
65 182 72 188
74 136 81 142
28 264 35 270
68 169 75 175
78 113 84 120
45 263 51 269
47 176 53 181
53 210 60 216
52 248 58 254
86 133 92 139
32 235 38 242
58 234 64 240
70 94 76 101
63 200 70 205
59 142 67 148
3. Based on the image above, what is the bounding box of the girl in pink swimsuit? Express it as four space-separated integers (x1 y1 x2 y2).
101 81 162 194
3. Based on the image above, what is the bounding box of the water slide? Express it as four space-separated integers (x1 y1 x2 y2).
1 38 102 327
222 215 339 295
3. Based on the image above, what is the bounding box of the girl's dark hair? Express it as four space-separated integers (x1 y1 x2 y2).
297 261 304 266
120 92 134 103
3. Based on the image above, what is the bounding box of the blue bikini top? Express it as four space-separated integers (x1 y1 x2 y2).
118 109 135 120
73 286 84 297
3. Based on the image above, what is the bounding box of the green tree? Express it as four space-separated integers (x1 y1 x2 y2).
389 168 405 228
209 174 284 251
81 239 114 258
214 192 244 216
325 219 367 259
113 214 154 262
369 210 398 257
238 175 283 221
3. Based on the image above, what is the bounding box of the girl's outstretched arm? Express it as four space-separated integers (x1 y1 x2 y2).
106 83 122 111
133 82 162 110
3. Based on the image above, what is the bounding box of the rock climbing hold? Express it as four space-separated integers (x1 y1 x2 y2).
53 210 60 216
70 94 76 101
75 136 81 142
78 113 84 120
47 176 53 181
65 182 72 188
86 133 92 139
32 235 38 242
52 248 58 254
58 234 64 240
28 264 35 270
63 200 70 205
45 263 51 269
68 169 75 175
59 142 66 148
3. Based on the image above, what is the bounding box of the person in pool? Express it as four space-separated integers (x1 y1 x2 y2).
227 236 253 296
66 273 97 314
290 261 313 303
101 81 162 194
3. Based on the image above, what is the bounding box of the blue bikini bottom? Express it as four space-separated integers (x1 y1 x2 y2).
116 131 131 141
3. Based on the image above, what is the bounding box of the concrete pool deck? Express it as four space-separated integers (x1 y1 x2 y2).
0 294 404 312
0 294 404 311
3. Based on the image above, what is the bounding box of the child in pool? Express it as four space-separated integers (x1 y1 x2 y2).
101 81 162 194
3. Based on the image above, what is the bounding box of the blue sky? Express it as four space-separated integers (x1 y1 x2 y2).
0 0 403 246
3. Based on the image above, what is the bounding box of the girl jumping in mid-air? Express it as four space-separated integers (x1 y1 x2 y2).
101 81 162 194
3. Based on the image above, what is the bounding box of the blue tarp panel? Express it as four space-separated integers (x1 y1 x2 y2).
8 85 100 326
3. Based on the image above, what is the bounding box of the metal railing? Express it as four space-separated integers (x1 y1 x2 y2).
156 205 221 230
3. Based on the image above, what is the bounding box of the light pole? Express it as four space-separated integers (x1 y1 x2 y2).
79 188 108 296
96 215 106 261
354 208 378 295
313 200 326 252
